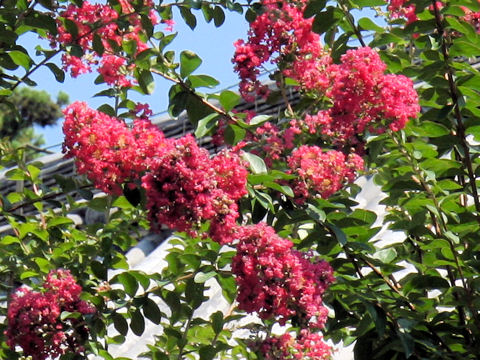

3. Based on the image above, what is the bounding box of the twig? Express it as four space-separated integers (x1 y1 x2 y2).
3 184 92 213
430 0 480 220
338 1 366 47
25 144 55 154
150 68 237 122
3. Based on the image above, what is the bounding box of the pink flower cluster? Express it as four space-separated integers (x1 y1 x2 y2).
323 47 419 142
233 0 420 145
388 0 418 23
257 330 331 360
63 101 167 195
232 223 334 328
388 0 480 29
288 146 364 202
284 47 420 147
52 0 158 86
232 0 329 101
143 135 247 244
5 270 95 360
63 102 248 243
231 1 419 202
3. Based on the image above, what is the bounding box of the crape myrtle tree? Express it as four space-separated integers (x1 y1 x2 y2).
1 0 480 358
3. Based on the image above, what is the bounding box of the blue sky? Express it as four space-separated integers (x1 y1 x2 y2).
29 8 250 150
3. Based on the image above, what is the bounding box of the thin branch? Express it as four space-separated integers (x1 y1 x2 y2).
159 1 252 8
25 144 55 154
278 73 294 116
338 1 366 47
430 0 480 219
150 68 237 122
10 51 60 92
3 184 92 213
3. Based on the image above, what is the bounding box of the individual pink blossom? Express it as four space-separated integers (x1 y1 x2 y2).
162 19 175 32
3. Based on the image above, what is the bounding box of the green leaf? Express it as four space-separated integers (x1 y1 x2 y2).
249 115 271 126
0 30 18 45
373 248 397 263
92 33 105 56
91 261 108 280
242 152 267 174
219 90 241 111
45 62 65 83
303 0 327 18
450 39 480 57
365 303 386 337
1 236 20 245
466 125 480 141
9 50 32 70
20 271 38 279
195 113 219 137
406 121 450 137
130 271 151 290
88 196 109 212
164 291 181 314
97 104 116 117
405 275 450 293
264 181 294 197
210 311 224 334
327 224 347 246
138 70 155 94
213 6 225 27
202 5 214 22
27 164 40 181
25 12 57 34
254 190 274 211
130 309 145 336
188 74 219 89
224 124 246 145
312 7 341 34
122 39 137 57
180 254 201 269
185 278 205 309
194 271 217 283
215 274 236 303
354 0 386 6
358 17 384 33
113 272 139 297
180 50 202 78
113 313 129 336
6 168 27 180
397 331 415 358
306 203 326 222
60 311 81 320
199 345 217 360
34 257 50 273
62 18 78 39
180 6 197 29
143 298 162 324
113 196 135 210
